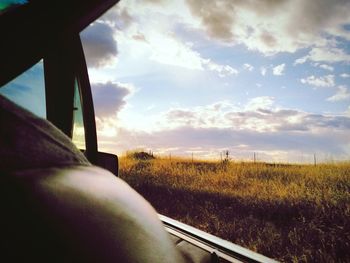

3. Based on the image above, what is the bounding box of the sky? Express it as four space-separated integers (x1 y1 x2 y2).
80 0 350 163
2 0 350 163
79 0 350 163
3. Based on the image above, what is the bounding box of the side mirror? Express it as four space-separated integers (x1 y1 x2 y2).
96 152 119 177
82 150 119 176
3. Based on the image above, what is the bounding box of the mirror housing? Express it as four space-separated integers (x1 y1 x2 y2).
96 152 119 176
82 151 118 176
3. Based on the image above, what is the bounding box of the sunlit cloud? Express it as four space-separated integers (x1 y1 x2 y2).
245 96 274 111
100 107 350 162
99 0 240 78
243 63 254 71
186 0 350 56
327 86 350 102
148 32 203 70
300 75 335 88
319 64 334 72
272 64 285 76
295 46 350 64
203 60 238 77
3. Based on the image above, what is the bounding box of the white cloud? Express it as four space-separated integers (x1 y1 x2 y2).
272 63 285 76
148 32 204 70
295 46 350 64
260 67 267 76
346 106 350 116
319 64 334 71
294 56 308 65
203 60 238 77
340 73 350 78
147 34 240 76
245 96 274 111
308 46 350 63
327 86 350 102
243 63 254 71
300 75 335 88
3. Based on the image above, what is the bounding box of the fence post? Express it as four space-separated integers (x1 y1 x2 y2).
314 153 317 166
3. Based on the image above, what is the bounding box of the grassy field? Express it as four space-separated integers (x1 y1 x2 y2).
119 154 350 262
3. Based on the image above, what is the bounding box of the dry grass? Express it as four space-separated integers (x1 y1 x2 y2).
119 155 350 262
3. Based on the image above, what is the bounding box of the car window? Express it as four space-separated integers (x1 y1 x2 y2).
0 0 28 13
0 60 46 118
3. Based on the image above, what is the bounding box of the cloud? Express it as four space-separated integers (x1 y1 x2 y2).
159 98 350 135
203 60 238 77
91 81 133 118
327 86 350 102
346 106 350 116
295 46 350 64
294 56 308 65
260 67 267 76
340 73 350 78
132 32 147 42
245 96 274 111
319 64 334 71
185 0 350 56
147 34 238 75
159 96 350 135
96 4 134 30
185 0 235 41
108 3 237 78
100 101 350 162
272 63 285 76
300 75 335 88
243 63 254 71
81 22 118 68
147 32 204 70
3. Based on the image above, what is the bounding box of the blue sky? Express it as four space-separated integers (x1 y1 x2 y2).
0 61 46 118
79 0 350 163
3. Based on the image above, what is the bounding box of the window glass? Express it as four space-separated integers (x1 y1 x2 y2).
72 80 86 150
0 60 46 118
81 2 350 262
0 0 28 12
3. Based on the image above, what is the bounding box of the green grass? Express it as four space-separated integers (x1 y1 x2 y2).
119 156 350 262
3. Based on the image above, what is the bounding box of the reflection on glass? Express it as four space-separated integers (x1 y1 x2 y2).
0 0 28 12
0 60 46 118
72 80 86 150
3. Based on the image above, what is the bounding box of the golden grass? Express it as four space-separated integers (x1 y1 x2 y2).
120 156 350 262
